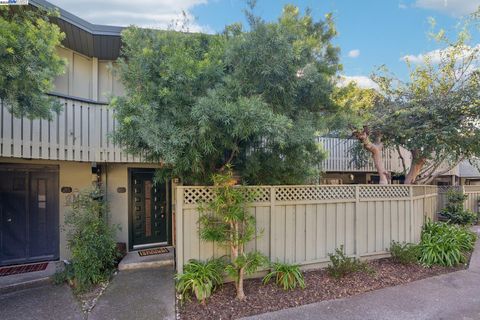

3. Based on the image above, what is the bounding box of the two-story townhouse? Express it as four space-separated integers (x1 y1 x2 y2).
0 0 173 266
319 137 480 185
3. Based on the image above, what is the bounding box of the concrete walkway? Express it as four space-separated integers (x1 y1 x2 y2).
0 283 84 320
89 266 175 320
0 265 175 320
245 227 480 320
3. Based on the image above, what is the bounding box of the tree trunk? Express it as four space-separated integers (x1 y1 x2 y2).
236 268 245 301
353 128 390 185
404 156 426 184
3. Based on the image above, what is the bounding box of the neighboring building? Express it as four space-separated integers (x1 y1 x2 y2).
319 138 480 185
0 1 173 266
319 137 409 184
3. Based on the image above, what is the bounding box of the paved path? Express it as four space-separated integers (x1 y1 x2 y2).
89 266 175 320
0 265 175 320
0 283 84 320
245 227 480 320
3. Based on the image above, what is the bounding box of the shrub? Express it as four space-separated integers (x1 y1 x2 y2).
327 245 373 279
389 241 419 265
52 262 75 286
262 262 306 291
418 220 477 267
175 258 225 304
441 189 477 225
64 188 119 292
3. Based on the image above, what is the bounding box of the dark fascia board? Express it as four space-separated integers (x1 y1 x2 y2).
29 0 123 36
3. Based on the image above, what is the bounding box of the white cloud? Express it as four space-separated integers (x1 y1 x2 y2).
401 44 480 64
338 75 379 90
399 3 408 9
414 0 480 17
347 49 360 58
47 0 211 32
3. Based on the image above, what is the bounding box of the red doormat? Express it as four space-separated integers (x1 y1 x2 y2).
0 262 49 277
138 247 169 257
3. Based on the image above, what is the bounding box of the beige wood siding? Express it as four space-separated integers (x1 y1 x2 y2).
52 47 124 102
175 185 438 273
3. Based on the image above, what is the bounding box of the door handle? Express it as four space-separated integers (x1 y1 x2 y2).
7 218 12 222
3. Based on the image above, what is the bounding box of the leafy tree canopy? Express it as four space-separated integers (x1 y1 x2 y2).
331 17 480 184
0 6 65 119
113 4 340 185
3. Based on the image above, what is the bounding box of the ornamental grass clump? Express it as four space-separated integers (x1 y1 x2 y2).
175 258 225 305
262 262 306 291
418 220 476 267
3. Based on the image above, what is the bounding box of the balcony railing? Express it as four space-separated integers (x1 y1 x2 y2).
318 137 407 173
0 94 143 163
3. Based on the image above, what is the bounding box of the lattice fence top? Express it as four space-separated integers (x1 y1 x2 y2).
182 184 437 205
359 186 410 198
437 185 462 193
183 186 270 205
275 186 355 201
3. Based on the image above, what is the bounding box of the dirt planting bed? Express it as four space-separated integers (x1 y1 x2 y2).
178 258 465 320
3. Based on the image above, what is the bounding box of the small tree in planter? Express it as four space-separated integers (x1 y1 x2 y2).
199 167 267 300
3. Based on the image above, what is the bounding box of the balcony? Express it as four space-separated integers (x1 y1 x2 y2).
0 94 143 163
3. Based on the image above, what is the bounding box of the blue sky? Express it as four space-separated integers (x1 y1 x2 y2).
50 0 480 86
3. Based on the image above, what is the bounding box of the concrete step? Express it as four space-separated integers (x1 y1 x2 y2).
118 247 175 271
0 261 58 295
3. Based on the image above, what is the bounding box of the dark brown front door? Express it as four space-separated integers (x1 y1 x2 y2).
130 170 168 248
0 165 59 266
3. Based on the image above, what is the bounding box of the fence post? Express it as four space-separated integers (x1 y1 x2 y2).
409 186 414 243
354 185 359 258
269 186 276 262
176 187 184 274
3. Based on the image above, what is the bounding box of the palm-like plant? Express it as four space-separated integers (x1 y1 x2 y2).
175 259 225 305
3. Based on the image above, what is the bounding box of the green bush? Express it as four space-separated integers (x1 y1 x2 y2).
389 241 419 265
418 220 477 267
263 262 305 291
175 258 225 304
327 245 373 279
64 188 119 292
52 262 75 286
441 189 477 225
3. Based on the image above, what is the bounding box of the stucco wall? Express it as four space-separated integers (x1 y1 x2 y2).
0 158 161 261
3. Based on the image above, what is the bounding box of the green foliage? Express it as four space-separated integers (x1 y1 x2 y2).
225 251 268 280
52 262 75 286
262 262 305 291
0 6 65 119
327 245 373 279
441 189 477 225
198 168 267 300
64 188 119 292
331 17 480 184
418 220 477 267
389 241 420 265
113 5 340 184
175 258 225 304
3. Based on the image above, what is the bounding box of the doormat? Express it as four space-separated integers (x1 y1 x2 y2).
0 262 49 277
138 247 169 257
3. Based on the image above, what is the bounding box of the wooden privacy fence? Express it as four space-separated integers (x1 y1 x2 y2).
175 185 438 273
